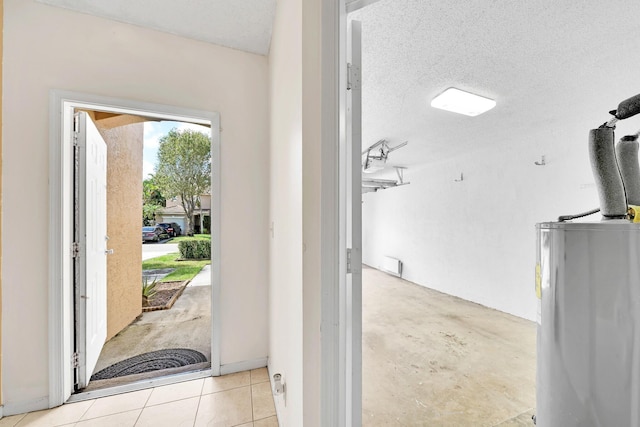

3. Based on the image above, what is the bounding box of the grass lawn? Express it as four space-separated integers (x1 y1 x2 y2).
171 234 211 243
142 253 210 282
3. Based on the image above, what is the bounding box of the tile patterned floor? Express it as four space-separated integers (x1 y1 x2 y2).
1 368 278 427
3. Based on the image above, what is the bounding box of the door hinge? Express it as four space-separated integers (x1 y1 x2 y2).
73 113 80 146
72 351 80 368
347 63 361 91
346 248 353 274
72 241 80 258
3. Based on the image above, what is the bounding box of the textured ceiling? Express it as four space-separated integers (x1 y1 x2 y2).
350 0 640 175
36 0 276 55
35 0 640 173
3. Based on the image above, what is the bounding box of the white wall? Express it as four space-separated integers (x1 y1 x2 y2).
3 0 269 410
269 0 339 424
268 0 304 424
362 115 640 321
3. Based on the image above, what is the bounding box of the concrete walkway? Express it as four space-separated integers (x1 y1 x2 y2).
188 264 211 287
94 264 212 375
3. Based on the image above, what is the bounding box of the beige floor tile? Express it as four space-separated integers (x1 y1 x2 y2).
0 414 26 427
235 424 254 427
251 383 276 420
16 400 94 427
135 396 199 427
76 409 141 427
254 416 278 427
80 389 151 420
146 379 204 406
194 387 252 427
249 368 269 384
202 371 251 395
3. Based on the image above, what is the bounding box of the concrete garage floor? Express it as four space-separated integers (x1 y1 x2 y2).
362 265 536 426
89 265 212 389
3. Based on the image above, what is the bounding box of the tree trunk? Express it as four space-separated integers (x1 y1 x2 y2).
182 194 196 236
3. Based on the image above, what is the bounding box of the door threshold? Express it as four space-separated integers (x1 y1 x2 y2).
67 366 212 403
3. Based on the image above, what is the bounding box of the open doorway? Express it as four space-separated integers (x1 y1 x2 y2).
344 3 537 425
73 113 214 393
48 91 221 405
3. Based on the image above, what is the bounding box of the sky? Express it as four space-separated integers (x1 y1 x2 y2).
143 121 211 180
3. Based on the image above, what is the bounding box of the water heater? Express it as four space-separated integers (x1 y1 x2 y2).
536 221 640 426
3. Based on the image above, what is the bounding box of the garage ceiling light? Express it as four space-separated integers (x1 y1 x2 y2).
430 88 496 117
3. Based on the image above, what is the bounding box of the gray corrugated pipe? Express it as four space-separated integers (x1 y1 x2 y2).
560 95 640 222
589 127 627 218
616 134 640 206
588 94 640 219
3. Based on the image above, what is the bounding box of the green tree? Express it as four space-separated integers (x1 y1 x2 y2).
142 175 165 225
143 175 166 206
155 128 211 235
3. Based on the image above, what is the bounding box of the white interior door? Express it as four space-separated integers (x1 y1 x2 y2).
346 19 363 427
76 111 108 388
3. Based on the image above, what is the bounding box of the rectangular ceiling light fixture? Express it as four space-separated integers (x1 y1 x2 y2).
430 87 496 117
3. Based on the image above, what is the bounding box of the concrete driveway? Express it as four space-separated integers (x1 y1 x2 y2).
142 241 179 260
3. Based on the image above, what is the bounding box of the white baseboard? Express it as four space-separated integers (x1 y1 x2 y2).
220 357 268 375
3 396 49 416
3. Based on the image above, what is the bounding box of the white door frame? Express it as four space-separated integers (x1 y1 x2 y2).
75 112 109 389
322 1 373 425
48 90 221 407
345 19 363 427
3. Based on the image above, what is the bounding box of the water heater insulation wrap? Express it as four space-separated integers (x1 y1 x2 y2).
536 222 640 426
616 136 640 206
588 127 627 218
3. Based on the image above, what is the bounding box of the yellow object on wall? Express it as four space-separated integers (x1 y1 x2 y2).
628 205 640 223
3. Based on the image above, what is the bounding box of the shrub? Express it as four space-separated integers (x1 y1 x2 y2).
179 240 211 259
142 277 158 304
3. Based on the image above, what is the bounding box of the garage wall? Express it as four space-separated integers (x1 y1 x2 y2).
362 113 640 321
2 0 269 411
357 0 640 323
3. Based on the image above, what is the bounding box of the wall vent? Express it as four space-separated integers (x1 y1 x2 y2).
381 256 402 277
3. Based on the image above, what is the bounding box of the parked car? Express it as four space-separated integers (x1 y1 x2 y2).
142 226 168 242
157 222 182 237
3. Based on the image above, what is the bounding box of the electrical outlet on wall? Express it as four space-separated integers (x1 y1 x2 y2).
273 373 286 406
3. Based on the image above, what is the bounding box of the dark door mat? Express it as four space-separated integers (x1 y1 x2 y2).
91 348 207 380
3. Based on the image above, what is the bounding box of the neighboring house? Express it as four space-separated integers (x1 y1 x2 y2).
156 194 211 234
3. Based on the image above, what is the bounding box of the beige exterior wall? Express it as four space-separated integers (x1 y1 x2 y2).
200 194 211 210
96 121 144 341
165 194 211 210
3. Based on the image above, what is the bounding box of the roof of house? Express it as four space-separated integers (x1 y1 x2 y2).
158 205 211 215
